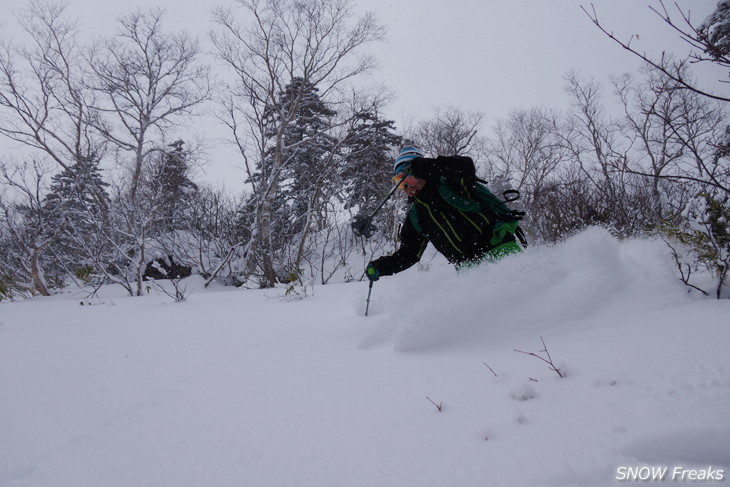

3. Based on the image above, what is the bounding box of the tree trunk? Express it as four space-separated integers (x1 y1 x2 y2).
259 197 278 288
30 247 51 296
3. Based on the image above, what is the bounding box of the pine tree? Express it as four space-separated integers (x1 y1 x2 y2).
700 0 730 61
44 155 109 220
340 110 402 213
273 78 337 231
150 140 199 232
43 155 110 279
254 78 338 277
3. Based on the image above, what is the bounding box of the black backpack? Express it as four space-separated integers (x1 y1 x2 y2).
408 176 528 248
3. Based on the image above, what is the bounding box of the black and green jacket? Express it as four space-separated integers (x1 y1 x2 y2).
371 155 519 277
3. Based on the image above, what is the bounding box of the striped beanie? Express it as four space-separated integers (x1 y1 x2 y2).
393 146 424 175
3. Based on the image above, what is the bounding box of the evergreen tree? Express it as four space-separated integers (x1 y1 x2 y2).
340 110 402 213
700 0 730 61
43 155 110 278
274 78 337 232
44 154 109 220
253 77 338 276
150 140 199 232
663 191 730 298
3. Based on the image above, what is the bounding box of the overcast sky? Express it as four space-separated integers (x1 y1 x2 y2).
0 0 723 189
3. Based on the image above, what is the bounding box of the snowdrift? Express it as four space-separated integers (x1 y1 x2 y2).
363 227 688 352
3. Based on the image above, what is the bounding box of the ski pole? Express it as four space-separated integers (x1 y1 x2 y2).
351 176 404 238
369 176 403 220
365 279 374 316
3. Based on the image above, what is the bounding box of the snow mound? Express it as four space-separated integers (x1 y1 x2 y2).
385 227 689 351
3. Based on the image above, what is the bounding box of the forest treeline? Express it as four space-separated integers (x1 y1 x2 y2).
1 0 728 299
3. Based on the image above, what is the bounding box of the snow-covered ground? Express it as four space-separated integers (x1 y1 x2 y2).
2 228 729 487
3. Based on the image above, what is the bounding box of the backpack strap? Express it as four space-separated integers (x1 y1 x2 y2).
436 178 483 212
515 225 529 248
408 203 422 233
462 178 529 247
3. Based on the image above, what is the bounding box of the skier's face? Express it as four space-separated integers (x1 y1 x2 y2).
395 173 426 197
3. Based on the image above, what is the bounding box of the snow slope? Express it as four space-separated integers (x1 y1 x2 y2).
1 227 729 487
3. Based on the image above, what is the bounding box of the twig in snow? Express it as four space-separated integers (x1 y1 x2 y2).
483 362 498 377
514 337 565 379
665 240 709 296
148 277 191 302
426 396 443 412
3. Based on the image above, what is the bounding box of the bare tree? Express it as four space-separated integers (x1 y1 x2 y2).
81 8 211 295
0 2 93 296
562 72 632 197
155 186 245 283
87 7 210 203
210 0 384 287
0 158 66 296
612 65 726 218
407 107 486 157
583 1 730 195
560 71 671 235
0 1 108 204
488 107 569 203
583 1 730 104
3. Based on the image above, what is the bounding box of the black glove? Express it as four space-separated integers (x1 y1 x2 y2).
351 215 377 238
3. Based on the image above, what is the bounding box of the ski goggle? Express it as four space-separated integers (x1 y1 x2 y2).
393 173 420 190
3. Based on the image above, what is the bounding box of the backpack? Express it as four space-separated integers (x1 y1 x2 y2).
409 176 528 248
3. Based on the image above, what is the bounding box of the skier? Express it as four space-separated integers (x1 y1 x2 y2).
365 146 523 281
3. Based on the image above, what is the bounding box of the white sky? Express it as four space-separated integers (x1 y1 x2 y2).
0 0 723 189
